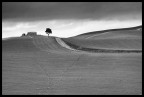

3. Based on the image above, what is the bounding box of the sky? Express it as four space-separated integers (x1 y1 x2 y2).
2 2 142 38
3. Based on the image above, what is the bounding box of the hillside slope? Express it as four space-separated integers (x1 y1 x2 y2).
62 26 142 51
2 35 142 95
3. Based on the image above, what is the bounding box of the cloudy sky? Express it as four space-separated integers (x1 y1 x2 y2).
2 2 142 38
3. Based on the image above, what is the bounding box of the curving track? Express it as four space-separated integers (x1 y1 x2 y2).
32 36 77 55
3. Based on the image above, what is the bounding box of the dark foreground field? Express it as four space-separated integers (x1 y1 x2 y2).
2 27 142 95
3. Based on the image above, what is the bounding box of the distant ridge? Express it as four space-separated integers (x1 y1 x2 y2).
76 25 142 36
61 25 141 53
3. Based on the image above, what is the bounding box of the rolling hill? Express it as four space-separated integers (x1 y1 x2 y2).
2 25 142 95
62 25 142 51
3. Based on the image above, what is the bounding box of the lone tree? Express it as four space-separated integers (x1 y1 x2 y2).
21 33 26 37
45 28 52 37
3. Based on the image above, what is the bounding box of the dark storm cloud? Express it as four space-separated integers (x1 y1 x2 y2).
2 2 142 22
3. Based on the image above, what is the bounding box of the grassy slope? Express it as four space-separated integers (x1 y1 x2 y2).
73 25 142 39
2 35 142 95
62 26 142 51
